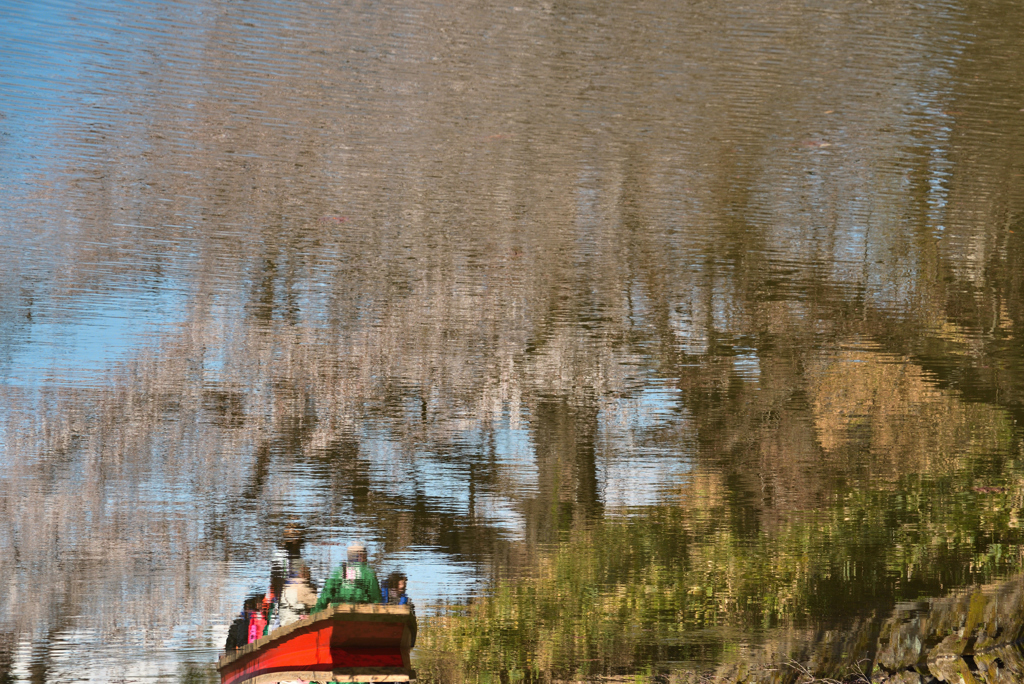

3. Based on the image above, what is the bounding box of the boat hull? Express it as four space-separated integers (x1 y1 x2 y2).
218 604 417 684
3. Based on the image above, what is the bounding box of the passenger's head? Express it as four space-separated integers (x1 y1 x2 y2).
386 571 408 594
347 543 368 563
243 593 266 613
283 523 304 541
289 562 312 580
282 522 306 558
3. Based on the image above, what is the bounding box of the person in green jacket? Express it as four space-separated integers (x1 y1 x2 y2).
312 543 382 611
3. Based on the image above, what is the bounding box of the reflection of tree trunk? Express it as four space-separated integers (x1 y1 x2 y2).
26 627 62 684
523 399 602 545
0 632 14 684
326 436 372 513
27 650 47 684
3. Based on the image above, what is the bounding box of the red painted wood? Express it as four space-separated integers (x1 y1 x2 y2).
221 618 408 684
330 645 405 668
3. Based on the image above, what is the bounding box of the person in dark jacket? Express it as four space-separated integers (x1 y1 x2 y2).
381 571 409 605
224 593 266 652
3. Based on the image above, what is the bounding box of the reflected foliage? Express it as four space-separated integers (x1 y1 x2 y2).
417 448 1024 680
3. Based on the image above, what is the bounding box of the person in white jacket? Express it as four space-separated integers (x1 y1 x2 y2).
278 564 318 626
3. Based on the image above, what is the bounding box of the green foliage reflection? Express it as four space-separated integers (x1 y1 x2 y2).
417 444 1024 681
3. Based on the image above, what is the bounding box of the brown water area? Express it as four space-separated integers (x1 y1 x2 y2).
2 0 1024 681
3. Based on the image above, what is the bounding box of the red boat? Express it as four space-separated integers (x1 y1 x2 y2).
218 604 417 684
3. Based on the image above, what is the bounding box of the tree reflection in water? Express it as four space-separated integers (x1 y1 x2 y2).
0 0 1023 681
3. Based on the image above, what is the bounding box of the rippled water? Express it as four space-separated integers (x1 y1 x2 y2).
2 0 1024 681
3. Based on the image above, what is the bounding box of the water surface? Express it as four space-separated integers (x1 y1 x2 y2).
2 0 1024 681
